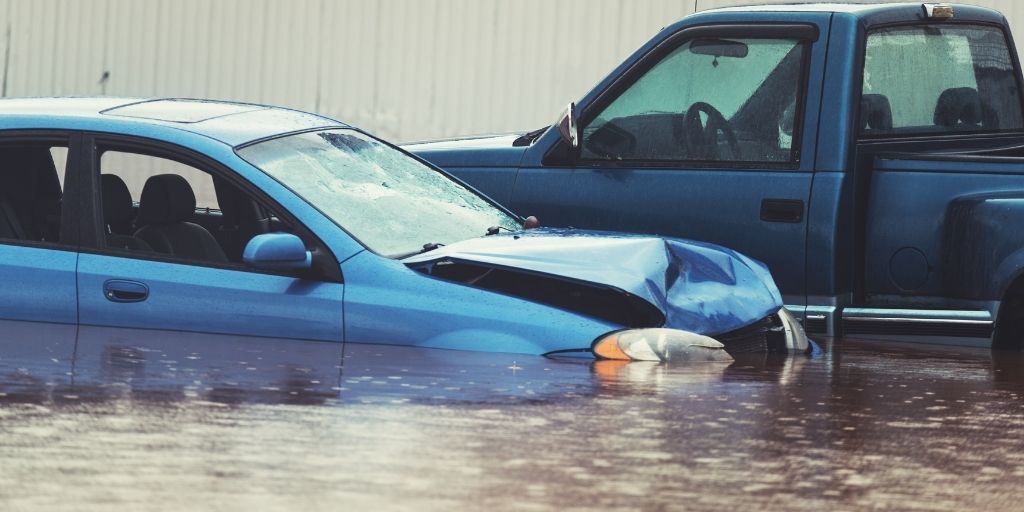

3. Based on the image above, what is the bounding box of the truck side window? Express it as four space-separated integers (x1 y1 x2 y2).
861 24 1023 136
580 37 807 164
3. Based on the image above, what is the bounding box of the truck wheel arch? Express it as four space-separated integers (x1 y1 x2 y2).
993 263 1024 350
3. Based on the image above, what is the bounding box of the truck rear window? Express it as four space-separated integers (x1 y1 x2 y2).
860 24 1023 137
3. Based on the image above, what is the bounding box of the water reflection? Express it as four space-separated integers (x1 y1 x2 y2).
0 321 344 406
1 323 1024 511
0 320 819 407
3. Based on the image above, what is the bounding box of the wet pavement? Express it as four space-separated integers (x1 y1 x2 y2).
1 321 1024 511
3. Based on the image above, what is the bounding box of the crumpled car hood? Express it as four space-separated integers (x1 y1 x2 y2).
403 228 783 336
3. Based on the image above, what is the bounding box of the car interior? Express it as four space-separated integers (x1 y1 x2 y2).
0 145 64 243
860 86 1002 136
99 153 292 265
0 143 294 267
580 41 805 164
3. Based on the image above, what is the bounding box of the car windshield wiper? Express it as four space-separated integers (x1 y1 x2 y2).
392 242 446 260
512 126 549 147
419 242 444 253
486 226 516 236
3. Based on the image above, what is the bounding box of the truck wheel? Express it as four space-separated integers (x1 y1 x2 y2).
994 280 1024 350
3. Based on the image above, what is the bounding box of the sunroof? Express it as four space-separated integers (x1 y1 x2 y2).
102 99 265 123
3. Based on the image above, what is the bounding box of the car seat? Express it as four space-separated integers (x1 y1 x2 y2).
860 93 893 132
934 87 995 128
133 174 227 262
101 174 152 251
0 146 63 241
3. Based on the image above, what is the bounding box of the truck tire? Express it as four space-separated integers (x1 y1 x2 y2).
994 278 1024 350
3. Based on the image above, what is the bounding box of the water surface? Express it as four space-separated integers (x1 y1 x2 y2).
1 323 1023 511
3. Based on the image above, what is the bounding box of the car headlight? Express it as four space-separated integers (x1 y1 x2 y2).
592 328 734 362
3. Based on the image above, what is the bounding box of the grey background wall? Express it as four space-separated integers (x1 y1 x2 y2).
2 0 1023 142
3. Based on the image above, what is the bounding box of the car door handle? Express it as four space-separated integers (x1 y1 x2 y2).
760 199 804 223
103 279 149 303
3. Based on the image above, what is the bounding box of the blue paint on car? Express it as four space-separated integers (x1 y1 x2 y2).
0 97 794 357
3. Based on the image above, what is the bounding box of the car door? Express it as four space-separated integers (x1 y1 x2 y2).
511 20 828 308
0 132 81 325
75 135 344 342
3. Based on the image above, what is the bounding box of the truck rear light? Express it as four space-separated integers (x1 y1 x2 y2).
923 4 954 19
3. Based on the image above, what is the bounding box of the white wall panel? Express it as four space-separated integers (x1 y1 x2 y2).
2 1 1024 142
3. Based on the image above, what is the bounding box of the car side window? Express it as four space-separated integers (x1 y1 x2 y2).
98 149 288 265
861 24 1024 137
0 142 69 245
580 37 807 164
102 151 219 210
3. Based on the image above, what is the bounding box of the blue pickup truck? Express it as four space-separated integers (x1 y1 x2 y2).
407 3 1024 348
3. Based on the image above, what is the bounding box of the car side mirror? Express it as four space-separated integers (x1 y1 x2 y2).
243 233 312 270
557 102 579 150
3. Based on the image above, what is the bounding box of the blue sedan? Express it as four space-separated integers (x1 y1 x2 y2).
0 97 807 361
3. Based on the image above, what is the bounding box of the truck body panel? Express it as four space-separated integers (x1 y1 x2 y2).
406 3 1024 347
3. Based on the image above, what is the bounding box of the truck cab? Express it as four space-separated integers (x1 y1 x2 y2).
406 3 1024 349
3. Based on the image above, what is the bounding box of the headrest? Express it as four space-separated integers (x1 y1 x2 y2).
934 87 982 127
136 174 197 225
101 174 134 232
860 94 893 132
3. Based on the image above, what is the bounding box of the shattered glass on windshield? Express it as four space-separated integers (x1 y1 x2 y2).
238 129 520 257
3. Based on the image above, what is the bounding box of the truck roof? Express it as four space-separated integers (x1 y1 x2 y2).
699 3 1004 25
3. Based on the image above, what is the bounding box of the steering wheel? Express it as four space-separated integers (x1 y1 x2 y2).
681 102 741 161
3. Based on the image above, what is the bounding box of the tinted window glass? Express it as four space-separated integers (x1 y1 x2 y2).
0 143 67 243
861 24 1023 136
581 37 807 163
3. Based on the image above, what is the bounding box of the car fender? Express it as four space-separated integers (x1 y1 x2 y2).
341 251 620 355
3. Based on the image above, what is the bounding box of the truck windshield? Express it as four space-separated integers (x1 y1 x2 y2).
861 24 1023 136
237 129 521 257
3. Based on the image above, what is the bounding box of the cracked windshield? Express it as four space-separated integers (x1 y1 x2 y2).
238 129 520 257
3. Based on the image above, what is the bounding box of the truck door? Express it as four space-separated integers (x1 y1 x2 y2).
857 23 1024 306
511 20 827 308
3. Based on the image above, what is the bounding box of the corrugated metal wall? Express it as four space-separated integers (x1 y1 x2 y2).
2 0 1024 142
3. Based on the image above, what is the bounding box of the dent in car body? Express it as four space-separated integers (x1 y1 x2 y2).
403 228 784 338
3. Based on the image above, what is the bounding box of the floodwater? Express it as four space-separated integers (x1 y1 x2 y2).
1 322 1023 511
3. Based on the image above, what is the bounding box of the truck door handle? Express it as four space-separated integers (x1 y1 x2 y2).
103 279 149 303
760 199 804 223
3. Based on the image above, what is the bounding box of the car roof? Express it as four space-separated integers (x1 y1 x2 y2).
0 97 349 147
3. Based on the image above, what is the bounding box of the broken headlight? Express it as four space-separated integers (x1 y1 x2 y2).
591 328 734 362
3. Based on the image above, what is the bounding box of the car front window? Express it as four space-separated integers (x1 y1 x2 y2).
237 129 520 257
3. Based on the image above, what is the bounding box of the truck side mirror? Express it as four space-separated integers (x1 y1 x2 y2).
557 103 579 150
